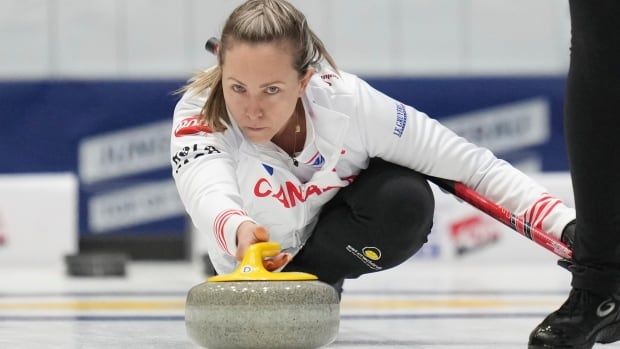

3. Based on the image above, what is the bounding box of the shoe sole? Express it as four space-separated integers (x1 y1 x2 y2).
528 320 620 349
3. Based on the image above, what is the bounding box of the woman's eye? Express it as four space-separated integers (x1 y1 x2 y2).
231 84 245 93
265 86 280 95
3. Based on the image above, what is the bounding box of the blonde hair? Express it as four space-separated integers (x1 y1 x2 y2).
181 0 338 132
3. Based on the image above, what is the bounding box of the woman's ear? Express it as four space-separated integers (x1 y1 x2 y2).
299 67 315 95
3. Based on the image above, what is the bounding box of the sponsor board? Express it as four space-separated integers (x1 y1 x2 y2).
441 98 550 153
88 180 185 233
79 121 171 184
450 215 500 255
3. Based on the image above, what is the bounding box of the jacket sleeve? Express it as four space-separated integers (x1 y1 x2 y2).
171 91 254 274
353 77 575 240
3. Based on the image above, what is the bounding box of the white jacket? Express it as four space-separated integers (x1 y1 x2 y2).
171 67 576 274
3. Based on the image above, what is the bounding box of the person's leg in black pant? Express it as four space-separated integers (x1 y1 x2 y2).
283 158 434 292
529 1 620 348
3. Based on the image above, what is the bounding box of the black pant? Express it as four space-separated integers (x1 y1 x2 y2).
283 158 434 284
565 1 620 295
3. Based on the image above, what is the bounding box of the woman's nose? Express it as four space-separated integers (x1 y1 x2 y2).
245 98 263 120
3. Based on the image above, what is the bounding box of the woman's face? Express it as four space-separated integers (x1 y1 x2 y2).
221 41 312 144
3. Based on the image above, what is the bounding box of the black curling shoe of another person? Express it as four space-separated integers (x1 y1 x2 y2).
529 221 620 348
528 288 620 348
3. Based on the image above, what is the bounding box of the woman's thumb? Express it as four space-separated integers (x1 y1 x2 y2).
254 226 269 242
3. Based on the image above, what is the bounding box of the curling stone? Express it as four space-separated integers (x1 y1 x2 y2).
64 252 127 277
185 242 340 349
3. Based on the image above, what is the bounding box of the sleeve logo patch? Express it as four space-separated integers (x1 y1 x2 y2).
172 144 221 173
393 103 408 138
174 115 213 137
320 73 339 87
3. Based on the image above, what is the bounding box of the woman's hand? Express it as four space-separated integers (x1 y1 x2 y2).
235 221 291 271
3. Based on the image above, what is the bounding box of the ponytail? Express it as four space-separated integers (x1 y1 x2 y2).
307 29 338 73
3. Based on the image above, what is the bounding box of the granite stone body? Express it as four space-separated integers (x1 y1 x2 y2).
185 280 340 349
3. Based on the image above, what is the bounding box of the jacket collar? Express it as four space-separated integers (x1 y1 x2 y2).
303 86 350 169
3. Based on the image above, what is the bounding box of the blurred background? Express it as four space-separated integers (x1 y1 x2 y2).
0 0 573 268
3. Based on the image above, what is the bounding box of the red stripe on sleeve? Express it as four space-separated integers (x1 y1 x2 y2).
527 194 552 224
213 209 246 256
530 198 553 226
535 200 561 230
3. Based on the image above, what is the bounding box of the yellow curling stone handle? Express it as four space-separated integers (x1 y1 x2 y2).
208 242 318 282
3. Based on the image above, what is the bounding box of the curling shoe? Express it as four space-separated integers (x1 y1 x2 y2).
528 288 620 348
